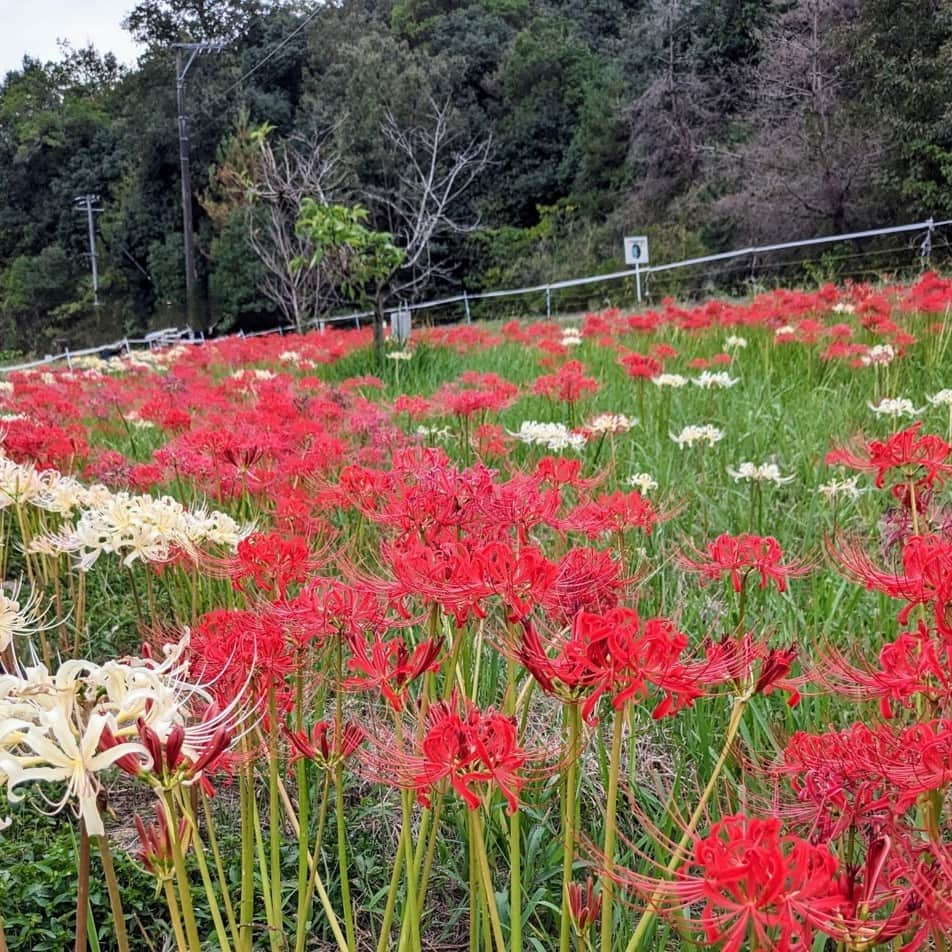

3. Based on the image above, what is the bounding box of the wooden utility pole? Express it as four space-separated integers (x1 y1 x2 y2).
173 42 224 328
74 194 102 306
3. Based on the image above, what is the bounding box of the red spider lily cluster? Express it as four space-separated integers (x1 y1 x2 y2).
4 274 952 952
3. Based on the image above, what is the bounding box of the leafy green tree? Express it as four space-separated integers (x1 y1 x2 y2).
294 200 404 361
123 0 270 48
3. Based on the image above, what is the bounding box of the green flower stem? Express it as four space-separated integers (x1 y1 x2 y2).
75 818 91 952
176 790 233 952
510 809 523 952
97 836 130 952
298 772 335 952
239 753 255 952
294 665 310 952
559 705 581 952
251 786 277 936
161 792 203 952
376 812 409 952
335 638 356 951
470 809 506 952
397 788 421 952
335 764 356 950
600 710 625 952
624 696 749 952
201 789 240 942
162 878 189 952
416 795 444 910
267 687 284 952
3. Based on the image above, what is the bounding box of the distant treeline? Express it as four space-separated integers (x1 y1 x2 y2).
1 0 949 350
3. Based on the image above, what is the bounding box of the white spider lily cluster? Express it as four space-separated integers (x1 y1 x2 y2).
0 451 250 569
861 344 896 367
651 373 688 388
585 413 637 435
32 493 251 570
692 371 739 389
727 462 795 485
627 472 659 493
670 424 725 448
509 421 587 452
817 475 863 501
927 389 952 407
724 336 748 349
0 642 231 835
868 397 922 418
561 327 583 347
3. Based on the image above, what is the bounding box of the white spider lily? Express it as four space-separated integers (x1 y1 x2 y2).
1 707 150 835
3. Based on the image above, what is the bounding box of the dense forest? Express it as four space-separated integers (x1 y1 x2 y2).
2 0 952 351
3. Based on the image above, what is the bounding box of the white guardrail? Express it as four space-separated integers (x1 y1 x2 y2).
2 217 947 374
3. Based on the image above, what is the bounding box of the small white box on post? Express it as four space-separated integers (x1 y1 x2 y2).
623 236 649 303
390 307 412 345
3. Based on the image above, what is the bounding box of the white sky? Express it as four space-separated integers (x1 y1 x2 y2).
0 0 142 77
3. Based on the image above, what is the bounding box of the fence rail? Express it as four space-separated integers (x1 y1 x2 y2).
2 217 947 374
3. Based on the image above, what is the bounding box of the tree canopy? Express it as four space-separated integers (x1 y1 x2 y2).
0 0 948 349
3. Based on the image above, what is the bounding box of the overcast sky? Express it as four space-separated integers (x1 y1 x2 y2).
1 1 142 77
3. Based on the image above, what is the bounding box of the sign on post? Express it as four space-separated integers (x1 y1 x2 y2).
623 236 649 303
390 307 412 344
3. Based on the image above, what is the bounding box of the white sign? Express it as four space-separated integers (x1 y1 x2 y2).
624 236 649 266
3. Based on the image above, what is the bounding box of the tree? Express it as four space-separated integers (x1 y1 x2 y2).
245 127 344 333
294 201 404 361
708 0 888 241
123 0 269 48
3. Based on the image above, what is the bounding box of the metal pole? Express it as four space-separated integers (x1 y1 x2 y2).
545 286 551 319
635 262 642 304
463 290 471 324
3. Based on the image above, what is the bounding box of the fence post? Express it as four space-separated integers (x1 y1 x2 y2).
545 286 552 319
64 349 72 370
355 315 361 330
463 290 472 324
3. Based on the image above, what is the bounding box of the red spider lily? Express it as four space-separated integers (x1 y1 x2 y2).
541 547 627 626
189 608 295 704
618 351 662 379
135 804 190 877
381 538 493 625
562 490 666 538
286 720 364 769
613 813 840 952
532 455 595 490
231 531 323 600
829 533 952 634
684 634 804 706
416 701 526 812
531 360 599 404
677 533 811 593
344 631 442 711
518 607 699 724
817 620 952 717
286 577 392 644
777 719 952 819
826 424 952 490
364 698 528 813
567 877 601 934
474 474 563 546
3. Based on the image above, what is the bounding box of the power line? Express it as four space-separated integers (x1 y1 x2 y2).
217 5 322 100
